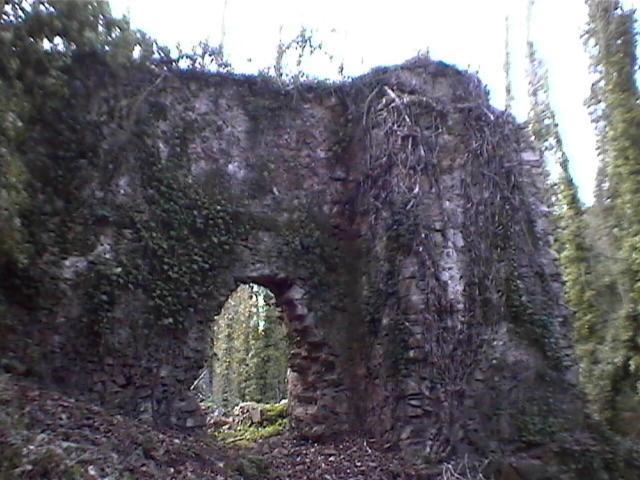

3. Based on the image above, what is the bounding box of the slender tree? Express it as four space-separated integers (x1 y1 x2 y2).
584 0 640 409
211 284 289 408
504 15 514 112
526 0 602 411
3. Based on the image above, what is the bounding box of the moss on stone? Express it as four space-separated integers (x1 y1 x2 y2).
213 401 288 446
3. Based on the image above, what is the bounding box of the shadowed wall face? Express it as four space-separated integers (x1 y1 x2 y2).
0 59 580 460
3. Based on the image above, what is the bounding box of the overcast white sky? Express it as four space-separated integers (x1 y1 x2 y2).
108 0 640 205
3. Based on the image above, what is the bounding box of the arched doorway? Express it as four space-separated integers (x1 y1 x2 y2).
192 283 289 409
165 274 355 440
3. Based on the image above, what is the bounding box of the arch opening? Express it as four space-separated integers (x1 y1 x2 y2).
191 283 290 410
173 275 352 439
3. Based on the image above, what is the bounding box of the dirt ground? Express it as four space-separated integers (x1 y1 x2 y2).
0 374 439 479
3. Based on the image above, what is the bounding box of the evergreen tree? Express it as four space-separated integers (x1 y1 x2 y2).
526 0 602 411
246 291 289 403
234 285 256 402
504 15 514 112
584 0 640 410
211 284 289 409
214 289 241 408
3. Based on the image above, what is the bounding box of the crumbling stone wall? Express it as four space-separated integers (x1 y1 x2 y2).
352 65 580 459
2 57 628 476
2 62 368 439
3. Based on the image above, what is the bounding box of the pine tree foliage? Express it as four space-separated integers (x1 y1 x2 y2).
584 0 640 408
526 0 602 412
209 284 289 409
247 288 289 403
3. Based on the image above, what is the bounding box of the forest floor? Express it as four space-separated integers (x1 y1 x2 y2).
0 374 437 479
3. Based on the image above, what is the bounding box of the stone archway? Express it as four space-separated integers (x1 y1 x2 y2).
175 275 353 439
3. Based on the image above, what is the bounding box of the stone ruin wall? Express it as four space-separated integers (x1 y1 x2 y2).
1 58 589 468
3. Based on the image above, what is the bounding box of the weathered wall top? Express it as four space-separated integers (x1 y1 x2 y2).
1 56 630 477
